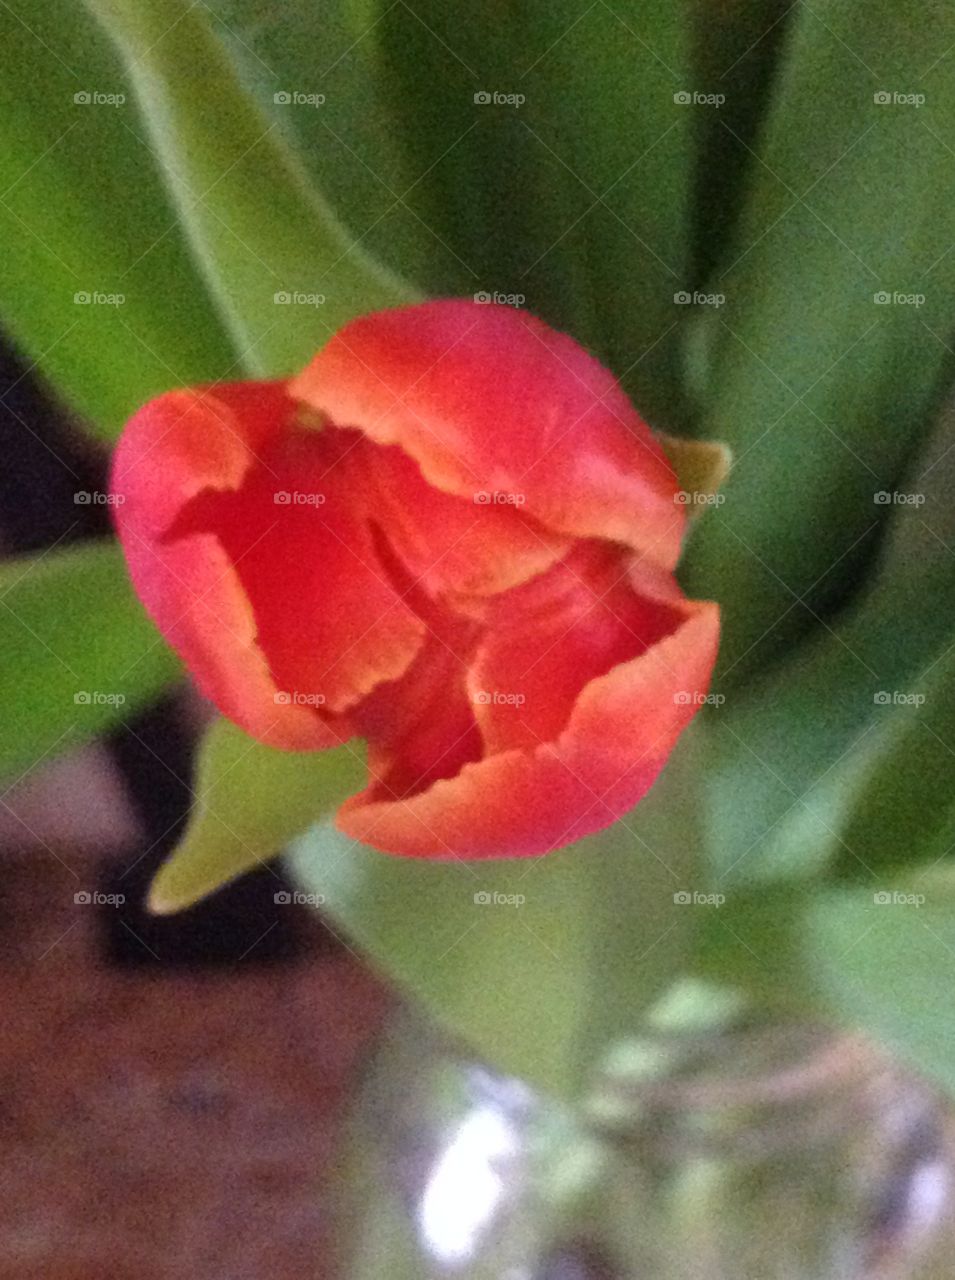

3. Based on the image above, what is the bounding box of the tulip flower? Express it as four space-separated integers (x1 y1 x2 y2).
112 301 719 858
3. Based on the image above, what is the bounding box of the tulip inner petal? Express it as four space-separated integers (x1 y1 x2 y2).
348 525 485 802
164 425 426 717
355 437 569 598
465 542 689 756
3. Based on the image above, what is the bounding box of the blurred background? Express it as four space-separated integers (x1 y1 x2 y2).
0 343 393 1278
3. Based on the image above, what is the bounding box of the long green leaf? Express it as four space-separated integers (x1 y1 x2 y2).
830 644 955 881
350 2 695 427
0 541 180 780
683 1 955 673
688 0 793 288
0 0 237 438
699 397 955 887
207 0 444 297
84 0 415 378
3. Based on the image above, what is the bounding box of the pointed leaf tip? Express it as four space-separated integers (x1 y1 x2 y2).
147 718 366 915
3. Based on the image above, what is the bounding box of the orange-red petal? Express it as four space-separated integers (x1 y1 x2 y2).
356 437 568 598
466 542 689 756
111 384 425 749
291 301 685 570
335 598 720 857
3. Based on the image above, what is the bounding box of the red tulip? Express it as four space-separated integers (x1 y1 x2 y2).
112 301 719 858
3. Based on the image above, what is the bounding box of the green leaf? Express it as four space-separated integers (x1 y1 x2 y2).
148 719 366 914
0 540 180 781
683 1 955 673
510 2 696 428
830 645 955 882
808 877 955 1099
700 875 955 1102
289 728 707 1101
206 0 444 298
0 0 237 438
698 396 955 887
84 0 415 379
347 2 695 426
687 0 794 288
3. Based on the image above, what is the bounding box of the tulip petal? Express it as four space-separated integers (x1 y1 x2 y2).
291 301 685 569
357 438 569 597
336 599 720 858
358 639 484 804
112 384 425 748
467 543 690 755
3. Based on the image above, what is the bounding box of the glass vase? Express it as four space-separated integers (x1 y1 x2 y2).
332 1006 955 1279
